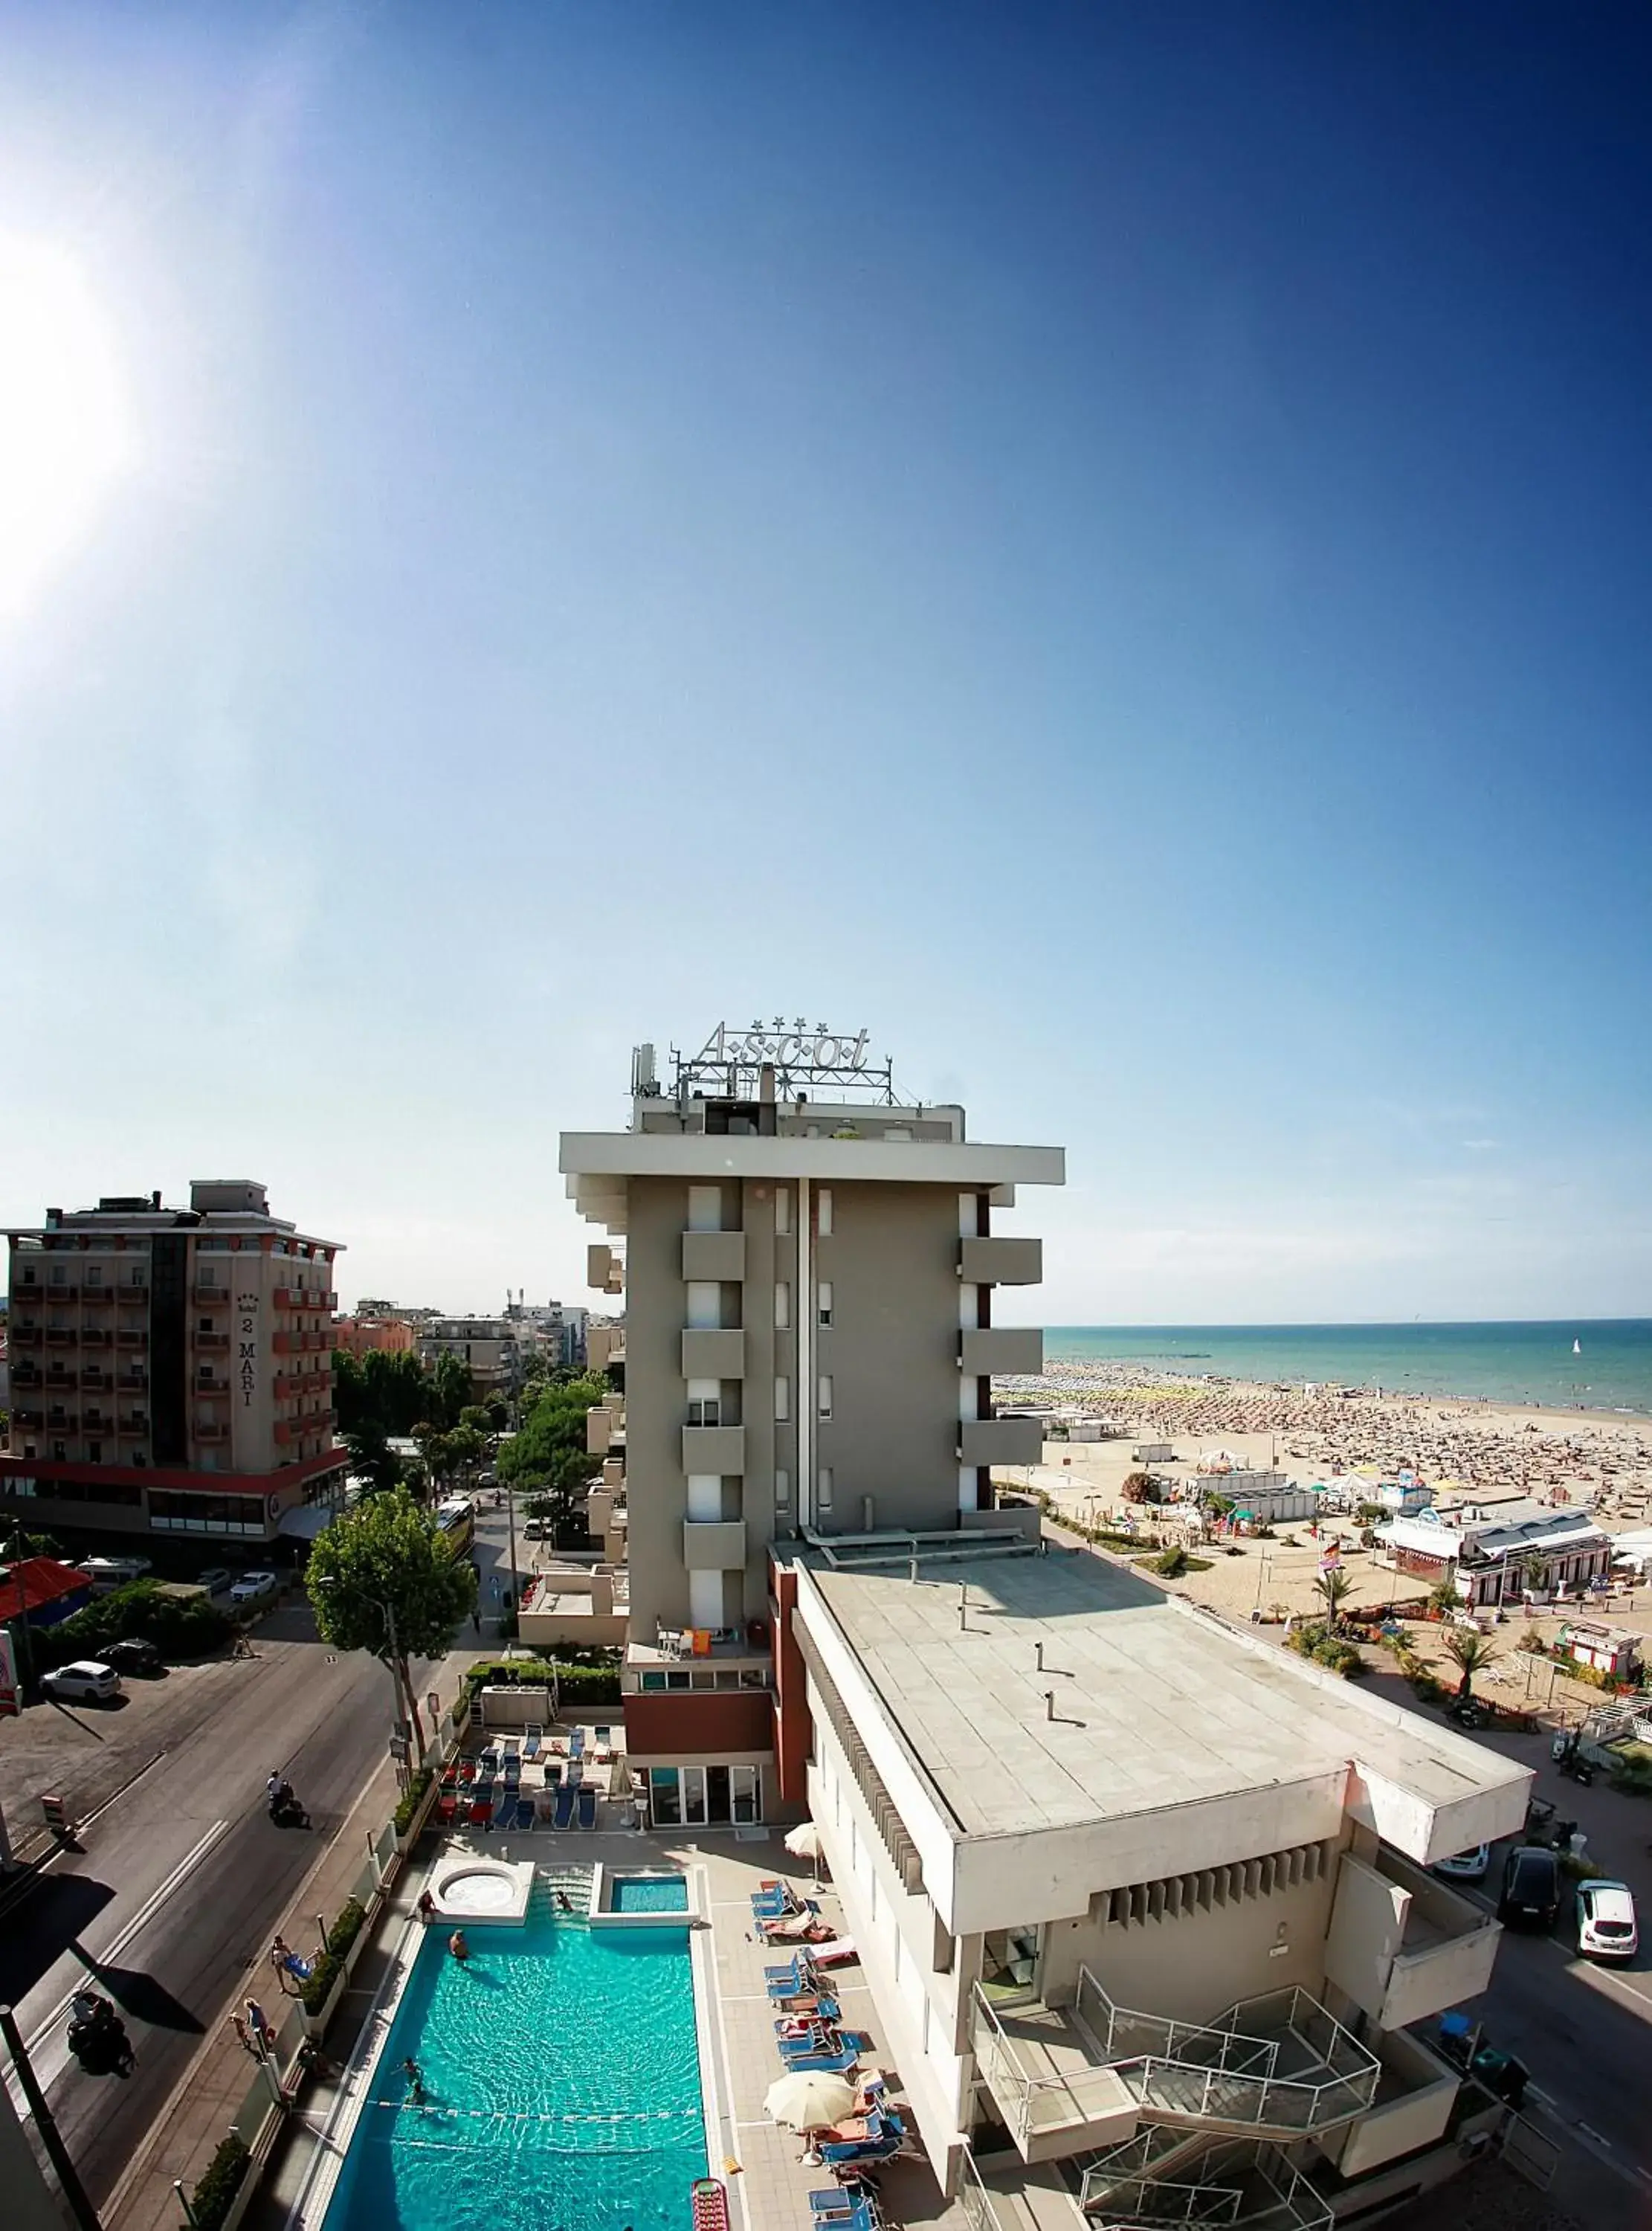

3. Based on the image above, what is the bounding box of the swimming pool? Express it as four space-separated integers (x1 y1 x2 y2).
320 1895 708 2231
610 1875 689 1913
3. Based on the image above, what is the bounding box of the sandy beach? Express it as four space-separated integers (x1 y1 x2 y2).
1001 1368 1652 1699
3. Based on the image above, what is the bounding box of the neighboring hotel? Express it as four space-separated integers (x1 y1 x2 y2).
564 1026 1535 2225
1 1182 346 1551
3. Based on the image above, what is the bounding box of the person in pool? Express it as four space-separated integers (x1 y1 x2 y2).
449 1928 470 1962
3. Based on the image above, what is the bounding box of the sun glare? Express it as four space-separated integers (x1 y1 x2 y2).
0 234 132 619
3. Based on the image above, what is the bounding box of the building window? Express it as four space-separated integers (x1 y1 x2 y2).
687 1184 723 1234
775 1467 790 1505
817 1188 833 1236
649 1768 683 1829
818 1377 833 1420
817 1281 833 1327
687 1397 721 1429
775 1187 791 1235
773 1279 791 1330
818 1466 833 1508
87 1443 102 1463
775 1377 790 1423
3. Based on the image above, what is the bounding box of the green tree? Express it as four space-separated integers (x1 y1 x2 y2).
1442 1629 1498 1702
306 1491 475 1757
498 1376 609 1545
1317 1568 1355 1631
430 1352 474 1428
343 1420 406 1499
458 1406 492 1435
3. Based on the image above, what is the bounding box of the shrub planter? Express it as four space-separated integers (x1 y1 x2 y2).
394 1771 440 1856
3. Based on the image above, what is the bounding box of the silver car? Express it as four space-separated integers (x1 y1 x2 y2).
42 1660 123 1704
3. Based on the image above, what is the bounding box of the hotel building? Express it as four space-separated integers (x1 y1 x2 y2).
564 1030 1535 2225
1 1182 346 1551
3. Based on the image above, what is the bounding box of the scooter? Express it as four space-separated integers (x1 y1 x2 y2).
267 1785 312 1829
66 1992 135 2077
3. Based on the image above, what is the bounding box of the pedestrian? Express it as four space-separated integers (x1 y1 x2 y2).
449 1928 470 1963
245 1997 276 2052
472 1609 482 1635
417 1890 436 1924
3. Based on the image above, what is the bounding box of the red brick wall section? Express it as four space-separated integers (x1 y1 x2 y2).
623 1690 773 1759
771 1560 811 1807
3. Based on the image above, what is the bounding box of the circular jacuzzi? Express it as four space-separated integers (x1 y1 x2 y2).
437 1865 520 1916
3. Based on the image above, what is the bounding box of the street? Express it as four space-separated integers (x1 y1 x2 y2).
0 1603 425 2209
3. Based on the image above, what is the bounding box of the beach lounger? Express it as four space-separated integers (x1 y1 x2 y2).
752 1884 801 1913
458 1758 477 1783
808 2199 877 2230
576 1786 597 1829
779 2028 864 2060
810 1937 857 1968
552 1782 576 1830
593 1723 611 1746
436 1794 457 1826
758 1908 825 1940
523 1725 542 1758
569 1727 586 1761
468 1798 494 1829
764 1954 819 1990
534 1789 558 1823
439 1764 459 1790
774 1997 840 2026
544 1761 562 1786
781 2044 861 2076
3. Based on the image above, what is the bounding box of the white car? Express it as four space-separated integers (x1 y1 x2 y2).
1434 1844 1491 1881
1576 1879 1638 1961
230 1571 279 1607
42 1661 123 1703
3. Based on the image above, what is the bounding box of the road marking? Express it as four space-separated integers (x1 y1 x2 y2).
19 1818 233 2060
1526 2082 1557 2107
1577 2121 1613 2149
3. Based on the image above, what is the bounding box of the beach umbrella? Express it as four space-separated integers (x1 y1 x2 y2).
784 1820 825 1862
765 2070 856 2131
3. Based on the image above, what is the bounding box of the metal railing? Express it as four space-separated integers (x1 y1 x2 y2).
970 1985 1135 2147
1080 2140 1332 2230
957 2148 1018 2231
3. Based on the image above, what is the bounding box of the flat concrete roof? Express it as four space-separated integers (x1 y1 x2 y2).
804 1548 1528 1841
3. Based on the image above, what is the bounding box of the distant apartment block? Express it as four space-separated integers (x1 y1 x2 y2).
332 1313 416 1356
416 1316 520 1394
2 1182 346 1548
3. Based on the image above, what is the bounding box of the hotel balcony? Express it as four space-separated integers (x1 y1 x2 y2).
960 1327 1045 1376
80 1369 113 1391
10 1324 44 1348
681 1423 746 1475
45 1413 80 1435
959 1236 1042 1285
42 1285 79 1304
680 1230 746 1282
80 1328 113 1348
13 1409 44 1432
586 1408 614 1456
44 1370 77 1391
45 1328 78 1348
969 1974 1378 2166
118 1415 149 1437
959 1417 1045 1467
193 1332 231 1353
116 1371 148 1391
1325 1849 1501 2035
80 1287 112 1309
10 1368 43 1389
587 1243 625 1295
196 1376 232 1396
195 1284 231 1307
83 1411 114 1435
195 1422 230 1443
116 1282 149 1302
117 1328 149 1349
683 1517 748 1571
681 1327 746 1379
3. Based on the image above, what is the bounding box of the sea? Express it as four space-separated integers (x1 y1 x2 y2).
1041 1322 1652 1419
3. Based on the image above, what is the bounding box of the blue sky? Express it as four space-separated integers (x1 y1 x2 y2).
4 1 1650 1322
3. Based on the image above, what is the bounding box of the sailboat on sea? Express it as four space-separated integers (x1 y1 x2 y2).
1573 1339 1582 1355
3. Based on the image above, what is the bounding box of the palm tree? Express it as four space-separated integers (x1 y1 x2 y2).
1442 1629 1498 1701
1317 1569 1355 1631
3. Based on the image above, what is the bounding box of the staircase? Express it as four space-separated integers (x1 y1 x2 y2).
1071 2134 1333 2230
1069 1976 1380 2143
537 1860 596 1914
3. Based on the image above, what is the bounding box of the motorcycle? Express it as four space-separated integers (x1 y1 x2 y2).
267 1784 311 1829
67 1992 135 2077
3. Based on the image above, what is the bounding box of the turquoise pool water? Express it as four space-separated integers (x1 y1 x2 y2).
321 1897 707 2231
611 1875 689 1913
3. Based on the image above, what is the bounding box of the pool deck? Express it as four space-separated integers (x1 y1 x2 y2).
257 1815 979 2231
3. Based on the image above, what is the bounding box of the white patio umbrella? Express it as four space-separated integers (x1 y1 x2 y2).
764 2068 856 2132
784 1819 826 1879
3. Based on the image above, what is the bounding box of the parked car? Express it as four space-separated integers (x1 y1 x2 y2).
100 1638 162 1676
196 1568 233 1597
523 1517 550 1539
1576 1879 1639 1962
1499 1845 1561 1930
41 1661 123 1704
75 1556 152 1592
230 1571 279 1607
1434 1844 1491 1882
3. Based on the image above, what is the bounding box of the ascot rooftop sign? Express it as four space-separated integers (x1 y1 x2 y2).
694 1020 871 1072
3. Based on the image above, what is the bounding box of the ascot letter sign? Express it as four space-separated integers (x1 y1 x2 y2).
694 1021 871 1073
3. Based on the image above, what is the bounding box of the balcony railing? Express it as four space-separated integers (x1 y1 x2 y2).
9 1326 42 1346
1078 2136 1334 2229
195 1422 229 1443
13 1409 44 1431
42 1285 79 1303
80 1287 112 1308
193 1331 231 1351
193 1284 230 1307
196 1377 232 1396
116 1372 149 1391
80 1370 113 1391
116 1283 149 1302
45 1329 77 1347
80 1329 113 1348
118 1415 149 1436
117 1330 149 1348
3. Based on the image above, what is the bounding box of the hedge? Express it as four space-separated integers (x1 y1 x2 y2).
393 1768 433 1839
190 2134 250 2231
300 1896 367 2017
463 1658 622 1705
30 1580 233 1673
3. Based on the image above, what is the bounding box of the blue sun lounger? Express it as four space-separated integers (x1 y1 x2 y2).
780 2043 861 2075
576 1785 597 1829
522 1725 542 1759
568 1727 586 1761
511 1794 537 1830
552 1781 576 1829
